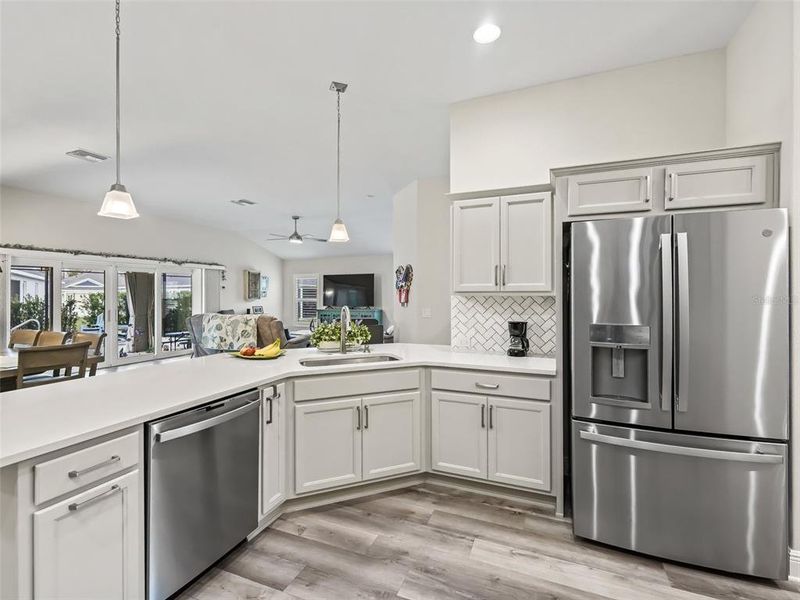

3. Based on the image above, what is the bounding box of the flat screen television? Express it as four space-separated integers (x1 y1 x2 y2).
322 273 375 307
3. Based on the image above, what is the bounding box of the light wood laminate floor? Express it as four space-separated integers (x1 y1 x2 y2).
179 483 800 600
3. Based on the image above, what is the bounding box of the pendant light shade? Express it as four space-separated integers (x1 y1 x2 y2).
328 218 349 243
99 183 139 219
99 0 139 219
328 81 349 243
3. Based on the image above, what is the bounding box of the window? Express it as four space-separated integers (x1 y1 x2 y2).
294 275 319 322
10 266 54 330
161 273 193 353
118 271 155 358
61 270 105 335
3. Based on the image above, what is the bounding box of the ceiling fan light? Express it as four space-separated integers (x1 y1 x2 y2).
98 183 139 219
328 218 350 243
289 233 304 244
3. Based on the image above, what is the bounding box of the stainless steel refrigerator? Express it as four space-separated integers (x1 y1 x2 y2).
570 208 789 579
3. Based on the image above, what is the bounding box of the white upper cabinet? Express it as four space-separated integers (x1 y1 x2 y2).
362 391 421 481
452 197 501 292
33 470 142 600
261 384 286 517
664 155 768 210
500 193 552 292
295 397 362 494
567 167 654 216
487 398 550 491
452 192 553 294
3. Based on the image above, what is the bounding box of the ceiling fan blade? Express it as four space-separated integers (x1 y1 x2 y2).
303 235 328 242
266 236 290 241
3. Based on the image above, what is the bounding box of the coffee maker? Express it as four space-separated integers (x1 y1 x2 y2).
507 321 529 357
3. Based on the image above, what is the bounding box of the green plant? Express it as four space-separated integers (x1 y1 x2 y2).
80 293 105 327
162 291 192 333
61 297 79 331
117 291 130 325
10 294 48 329
310 320 372 347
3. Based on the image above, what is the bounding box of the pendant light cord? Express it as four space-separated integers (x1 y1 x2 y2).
336 90 341 220
115 0 121 185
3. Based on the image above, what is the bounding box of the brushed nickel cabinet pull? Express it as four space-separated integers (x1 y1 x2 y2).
68 455 121 479
68 484 121 511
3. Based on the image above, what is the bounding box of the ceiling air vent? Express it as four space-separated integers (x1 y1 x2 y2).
230 199 257 206
66 148 109 162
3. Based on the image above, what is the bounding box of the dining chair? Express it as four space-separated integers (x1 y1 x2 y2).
70 332 107 376
9 328 41 349
35 330 71 346
15 342 91 389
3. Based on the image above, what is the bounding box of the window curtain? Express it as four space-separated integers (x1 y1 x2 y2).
126 272 155 353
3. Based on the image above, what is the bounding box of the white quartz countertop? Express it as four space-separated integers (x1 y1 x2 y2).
0 343 555 468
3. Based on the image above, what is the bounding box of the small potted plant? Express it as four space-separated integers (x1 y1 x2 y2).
310 320 372 351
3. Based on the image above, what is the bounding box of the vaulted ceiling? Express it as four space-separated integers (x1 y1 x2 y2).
1 1 752 258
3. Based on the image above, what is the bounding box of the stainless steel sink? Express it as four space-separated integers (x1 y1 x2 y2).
299 354 401 367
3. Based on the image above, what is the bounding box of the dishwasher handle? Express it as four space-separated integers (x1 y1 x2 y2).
155 398 260 443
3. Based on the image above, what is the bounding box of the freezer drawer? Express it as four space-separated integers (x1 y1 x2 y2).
572 421 788 579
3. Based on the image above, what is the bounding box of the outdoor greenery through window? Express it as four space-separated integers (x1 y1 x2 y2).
161 274 193 352
60 270 105 336
295 275 318 323
10 266 53 330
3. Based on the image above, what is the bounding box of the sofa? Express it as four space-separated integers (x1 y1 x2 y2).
186 314 310 357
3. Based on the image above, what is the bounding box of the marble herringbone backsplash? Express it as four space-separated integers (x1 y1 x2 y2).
451 295 557 356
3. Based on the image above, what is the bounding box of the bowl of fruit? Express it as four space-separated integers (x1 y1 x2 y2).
233 339 284 360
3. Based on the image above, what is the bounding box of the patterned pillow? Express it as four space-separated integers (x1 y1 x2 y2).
200 314 258 351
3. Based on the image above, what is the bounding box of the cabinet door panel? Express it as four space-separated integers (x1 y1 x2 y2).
362 392 421 480
33 470 142 600
431 392 487 479
488 398 550 491
295 397 362 494
261 384 286 516
567 167 653 216
664 155 767 210
501 193 552 292
452 198 500 292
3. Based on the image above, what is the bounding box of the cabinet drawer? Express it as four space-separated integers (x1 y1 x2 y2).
294 368 420 401
34 431 140 505
431 369 550 401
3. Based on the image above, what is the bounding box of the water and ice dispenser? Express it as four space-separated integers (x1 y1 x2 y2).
589 324 650 404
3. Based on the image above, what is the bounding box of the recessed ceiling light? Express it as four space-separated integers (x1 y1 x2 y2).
473 23 501 44
66 148 109 162
230 198 256 206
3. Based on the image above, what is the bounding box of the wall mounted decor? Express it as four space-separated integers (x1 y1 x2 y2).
244 270 260 300
252 305 264 314
260 275 270 298
395 264 413 306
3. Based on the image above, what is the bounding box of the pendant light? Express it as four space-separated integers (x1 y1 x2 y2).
98 0 139 219
328 81 349 242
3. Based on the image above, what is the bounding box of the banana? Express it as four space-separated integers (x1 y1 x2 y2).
255 339 282 357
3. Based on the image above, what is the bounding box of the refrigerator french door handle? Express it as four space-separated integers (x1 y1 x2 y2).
579 430 783 464
676 232 690 412
660 233 673 412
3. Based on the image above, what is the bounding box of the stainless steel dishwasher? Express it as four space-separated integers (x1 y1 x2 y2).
146 389 260 600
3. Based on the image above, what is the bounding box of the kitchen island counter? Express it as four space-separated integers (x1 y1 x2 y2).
0 344 555 467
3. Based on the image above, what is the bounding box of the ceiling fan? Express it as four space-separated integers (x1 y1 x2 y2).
267 216 327 244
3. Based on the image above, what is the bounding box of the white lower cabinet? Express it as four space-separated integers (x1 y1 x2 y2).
295 397 362 494
431 392 487 479
261 384 286 516
33 470 142 600
487 397 550 490
362 391 421 481
432 391 551 492
295 391 422 494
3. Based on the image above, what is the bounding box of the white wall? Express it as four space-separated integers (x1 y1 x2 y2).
281 254 394 329
725 0 799 564
392 177 450 345
450 50 727 192
0 186 283 316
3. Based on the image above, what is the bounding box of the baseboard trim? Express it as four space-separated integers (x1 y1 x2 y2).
789 548 800 581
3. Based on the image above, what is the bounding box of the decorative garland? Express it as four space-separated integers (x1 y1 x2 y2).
0 243 224 268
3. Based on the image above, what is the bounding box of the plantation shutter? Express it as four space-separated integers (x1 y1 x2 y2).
295 275 318 321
